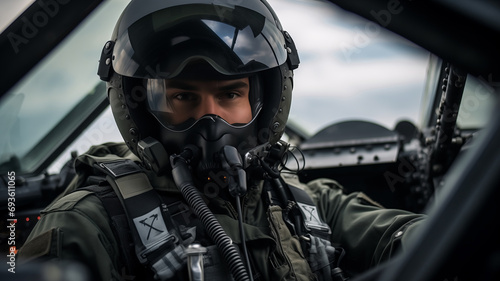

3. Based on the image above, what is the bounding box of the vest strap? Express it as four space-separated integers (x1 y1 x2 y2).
287 184 331 240
279 178 348 281
96 159 188 280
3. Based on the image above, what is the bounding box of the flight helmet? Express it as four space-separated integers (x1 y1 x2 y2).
98 0 299 175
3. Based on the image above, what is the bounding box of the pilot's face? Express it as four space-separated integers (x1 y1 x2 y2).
164 77 252 125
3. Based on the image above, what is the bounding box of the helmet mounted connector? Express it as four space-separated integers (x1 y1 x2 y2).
137 137 169 175
97 40 115 82
283 31 300 70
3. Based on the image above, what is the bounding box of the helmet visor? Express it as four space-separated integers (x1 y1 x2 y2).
147 74 263 130
112 4 288 79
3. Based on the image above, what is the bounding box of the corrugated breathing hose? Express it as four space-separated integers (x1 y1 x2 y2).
170 146 250 281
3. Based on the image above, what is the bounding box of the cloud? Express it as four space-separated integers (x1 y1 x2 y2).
269 0 429 95
269 0 430 134
294 54 429 97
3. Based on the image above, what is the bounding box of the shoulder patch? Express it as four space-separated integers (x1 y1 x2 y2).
18 228 60 264
43 190 95 213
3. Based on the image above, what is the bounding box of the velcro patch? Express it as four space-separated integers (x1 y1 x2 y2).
132 207 169 247
18 228 59 264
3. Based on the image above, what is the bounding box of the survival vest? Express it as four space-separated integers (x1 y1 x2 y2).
68 143 348 281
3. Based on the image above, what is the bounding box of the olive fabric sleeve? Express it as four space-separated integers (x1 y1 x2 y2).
18 191 123 281
282 174 426 275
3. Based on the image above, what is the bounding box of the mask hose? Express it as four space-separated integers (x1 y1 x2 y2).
221 145 254 281
170 145 250 281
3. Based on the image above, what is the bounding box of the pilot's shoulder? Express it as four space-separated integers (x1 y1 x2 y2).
282 173 344 195
43 189 98 212
19 186 118 265
41 185 116 221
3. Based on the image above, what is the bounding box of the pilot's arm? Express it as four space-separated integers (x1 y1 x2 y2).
18 190 122 281
284 174 426 275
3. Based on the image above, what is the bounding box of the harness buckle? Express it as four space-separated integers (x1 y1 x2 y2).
186 243 208 281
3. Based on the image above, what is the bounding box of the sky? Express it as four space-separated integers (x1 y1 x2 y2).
268 0 429 132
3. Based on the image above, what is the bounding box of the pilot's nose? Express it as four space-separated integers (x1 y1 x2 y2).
195 97 222 119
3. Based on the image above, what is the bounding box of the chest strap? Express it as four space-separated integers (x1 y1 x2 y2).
96 159 190 280
287 184 332 240
264 177 348 281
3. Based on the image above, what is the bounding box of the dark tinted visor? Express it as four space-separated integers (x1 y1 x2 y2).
112 4 287 79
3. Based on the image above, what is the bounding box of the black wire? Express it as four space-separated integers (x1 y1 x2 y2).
258 156 281 178
280 145 306 173
235 196 254 281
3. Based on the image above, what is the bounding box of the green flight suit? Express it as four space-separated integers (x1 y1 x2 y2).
18 142 425 280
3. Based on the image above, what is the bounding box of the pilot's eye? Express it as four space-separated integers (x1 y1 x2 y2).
173 92 198 101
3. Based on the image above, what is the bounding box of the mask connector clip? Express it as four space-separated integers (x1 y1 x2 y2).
221 145 247 197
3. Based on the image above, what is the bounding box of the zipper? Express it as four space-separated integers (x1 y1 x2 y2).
268 206 296 277
224 199 238 219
